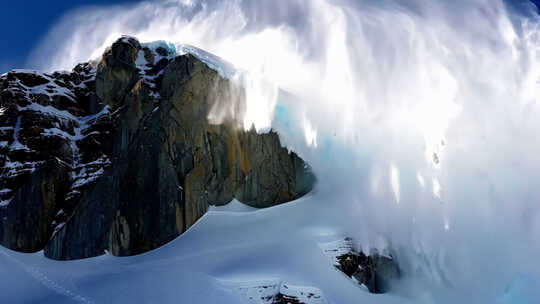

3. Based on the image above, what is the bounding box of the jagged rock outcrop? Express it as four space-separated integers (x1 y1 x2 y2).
319 237 400 293
228 280 326 304
0 64 112 252
0 36 314 260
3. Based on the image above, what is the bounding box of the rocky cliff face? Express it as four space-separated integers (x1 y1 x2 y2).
0 36 314 260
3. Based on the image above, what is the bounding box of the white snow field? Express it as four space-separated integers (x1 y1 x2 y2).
0 194 408 304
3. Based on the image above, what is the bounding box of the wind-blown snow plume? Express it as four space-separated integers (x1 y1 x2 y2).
29 0 540 302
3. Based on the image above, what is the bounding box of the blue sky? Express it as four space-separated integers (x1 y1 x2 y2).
0 0 140 73
0 0 538 73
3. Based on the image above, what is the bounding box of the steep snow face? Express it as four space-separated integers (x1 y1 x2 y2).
176 44 236 79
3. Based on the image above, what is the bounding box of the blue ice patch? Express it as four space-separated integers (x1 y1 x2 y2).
143 40 177 56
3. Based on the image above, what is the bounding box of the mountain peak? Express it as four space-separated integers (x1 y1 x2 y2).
0 36 315 260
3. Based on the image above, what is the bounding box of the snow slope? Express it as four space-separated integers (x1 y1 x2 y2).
0 194 407 304
2 190 533 303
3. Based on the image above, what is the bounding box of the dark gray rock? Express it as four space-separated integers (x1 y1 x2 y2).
95 36 141 108
372 253 401 293
44 174 118 260
336 249 400 293
0 60 111 253
319 237 399 293
0 161 69 252
272 293 305 304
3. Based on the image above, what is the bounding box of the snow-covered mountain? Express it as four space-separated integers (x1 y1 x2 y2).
0 36 401 303
6 0 540 303
0 36 316 259
4 0 540 298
